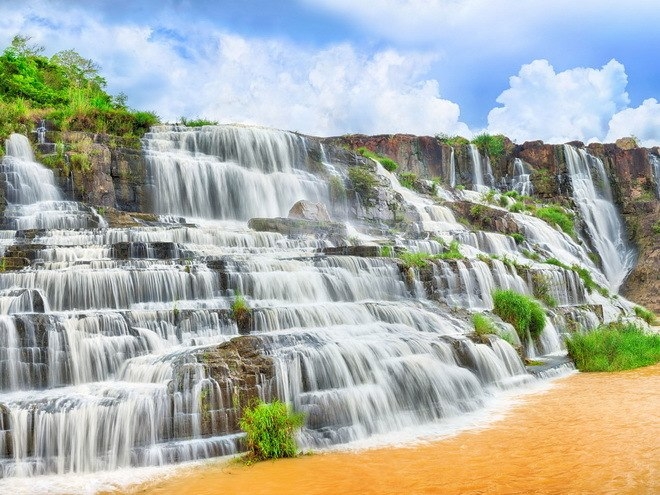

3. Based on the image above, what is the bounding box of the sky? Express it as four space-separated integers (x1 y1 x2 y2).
1 0 659 145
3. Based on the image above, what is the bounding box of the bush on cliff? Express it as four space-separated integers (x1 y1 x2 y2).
0 35 159 144
566 322 660 372
239 400 304 461
492 289 546 341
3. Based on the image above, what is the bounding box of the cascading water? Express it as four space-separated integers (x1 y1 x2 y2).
650 152 660 198
144 125 329 220
511 158 533 196
0 134 103 230
468 144 494 192
0 126 635 491
563 145 636 291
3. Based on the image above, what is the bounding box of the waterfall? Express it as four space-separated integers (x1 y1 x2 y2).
468 144 494 192
2 125 628 486
144 125 329 220
449 147 456 188
0 134 103 230
651 153 660 199
563 145 636 291
511 158 533 196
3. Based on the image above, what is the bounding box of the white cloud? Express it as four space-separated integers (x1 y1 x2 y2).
486 59 629 143
0 4 469 137
606 99 660 147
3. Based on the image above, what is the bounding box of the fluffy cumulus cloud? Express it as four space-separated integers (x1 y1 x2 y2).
486 59 630 143
606 99 660 147
197 37 470 136
0 4 470 137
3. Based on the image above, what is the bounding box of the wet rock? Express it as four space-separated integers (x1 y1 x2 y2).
288 200 331 221
248 217 347 238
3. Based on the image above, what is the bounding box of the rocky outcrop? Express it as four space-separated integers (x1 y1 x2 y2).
288 200 331 221
248 216 348 239
196 336 276 435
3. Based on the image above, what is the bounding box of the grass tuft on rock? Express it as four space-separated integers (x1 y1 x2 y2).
492 289 546 341
239 400 304 461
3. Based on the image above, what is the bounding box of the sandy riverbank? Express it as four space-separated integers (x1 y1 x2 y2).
123 364 659 495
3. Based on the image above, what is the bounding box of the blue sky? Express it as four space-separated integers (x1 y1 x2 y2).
1 0 659 145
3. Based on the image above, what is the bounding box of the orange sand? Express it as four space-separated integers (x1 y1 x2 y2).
124 365 659 495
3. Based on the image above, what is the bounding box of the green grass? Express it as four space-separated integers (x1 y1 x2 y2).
492 289 546 340
356 146 399 172
436 133 470 148
566 323 660 372
472 313 497 336
239 400 304 461
535 205 575 237
634 306 657 325
435 240 464 260
510 233 525 245
508 201 525 213
348 166 379 206
471 133 507 160
398 171 417 189
400 251 432 269
180 116 218 127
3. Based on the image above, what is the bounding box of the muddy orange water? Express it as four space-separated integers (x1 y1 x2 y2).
125 365 659 495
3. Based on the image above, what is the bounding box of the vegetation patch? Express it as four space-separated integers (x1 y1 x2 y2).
436 133 470 148
398 171 417 189
471 133 507 160
535 205 575 237
0 35 159 142
356 146 399 172
239 399 304 461
634 306 656 325
472 313 497 336
231 294 252 333
348 166 379 207
492 289 546 341
566 322 660 372
180 116 218 127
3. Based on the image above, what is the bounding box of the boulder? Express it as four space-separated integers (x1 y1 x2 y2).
288 200 331 221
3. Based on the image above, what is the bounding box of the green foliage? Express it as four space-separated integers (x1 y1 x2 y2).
348 166 379 206
531 272 557 308
653 220 660 235
508 201 525 213
634 306 656 325
398 171 417 189
455 184 465 191
380 245 393 257
535 205 575 237
492 289 546 340
510 233 525 245
470 203 486 216
239 400 304 461
180 116 219 127
436 133 470 148
435 240 464 260
231 293 252 331
400 251 432 269
472 313 497 336
356 146 399 172
0 36 160 141
481 189 496 204
566 323 660 372
543 258 608 296
471 133 507 160
328 175 347 203
503 190 520 199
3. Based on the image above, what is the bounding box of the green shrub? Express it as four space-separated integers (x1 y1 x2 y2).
436 133 470 148
356 146 399 172
531 272 557 308
535 205 575 237
231 294 252 332
492 289 546 340
503 190 520 199
400 251 432 269
239 400 304 461
328 175 347 203
472 313 497 336
435 240 464 260
471 133 506 160
566 323 660 372
398 171 417 189
348 166 379 206
380 245 393 257
509 201 524 213
180 116 218 126
634 306 656 325
510 233 525 245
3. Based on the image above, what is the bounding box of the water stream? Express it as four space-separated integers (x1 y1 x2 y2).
0 127 639 490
